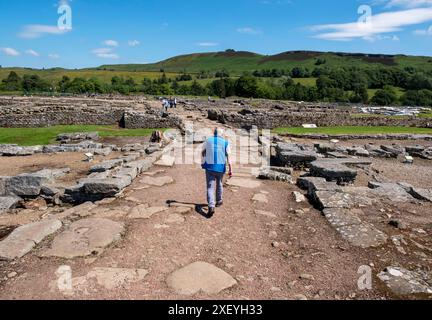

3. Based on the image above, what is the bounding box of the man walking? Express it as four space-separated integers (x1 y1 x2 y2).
202 128 232 218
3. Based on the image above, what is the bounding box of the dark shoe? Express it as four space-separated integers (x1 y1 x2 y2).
208 208 215 218
216 201 224 208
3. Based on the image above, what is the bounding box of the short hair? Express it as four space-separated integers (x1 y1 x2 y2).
214 127 224 137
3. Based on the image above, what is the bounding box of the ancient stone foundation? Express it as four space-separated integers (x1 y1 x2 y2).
0 97 181 129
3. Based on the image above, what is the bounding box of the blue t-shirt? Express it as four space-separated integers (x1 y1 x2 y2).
202 136 229 173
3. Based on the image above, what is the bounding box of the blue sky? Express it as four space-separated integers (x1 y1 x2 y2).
1 0 432 69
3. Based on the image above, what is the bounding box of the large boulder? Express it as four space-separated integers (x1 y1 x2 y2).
275 143 318 168
0 144 41 157
80 176 132 196
378 267 432 297
166 261 237 296
42 218 124 259
0 219 62 260
57 132 99 143
4 168 69 197
310 158 372 183
90 159 124 173
0 196 22 214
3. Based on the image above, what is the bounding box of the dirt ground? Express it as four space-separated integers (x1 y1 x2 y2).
0 108 431 300
0 152 122 184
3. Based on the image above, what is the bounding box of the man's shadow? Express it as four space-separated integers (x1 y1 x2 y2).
166 200 211 219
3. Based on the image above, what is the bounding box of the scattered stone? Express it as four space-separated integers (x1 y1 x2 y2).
42 218 124 259
226 178 262 189
310 159 372 183
378 267 432 297
269 231 278 239
337 222 388 249
140 176 174 187
7 271 17 278
293 191 306 203
165 214 186 224
292 294 308 300
90 160 123 173
0 219 62 260
300 274 315 281
0 196 22 214
275 143 318 168
257 168 293 184
252 193 268 203
255 210 277 218
409 188 432 202
389 220 408 230
53 267 148 295
155 155 175 167
128 205 167 219
166 261 237 295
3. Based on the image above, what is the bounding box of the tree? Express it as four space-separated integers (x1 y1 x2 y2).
401 89 432 106
189 80 206 96
371 86 398 106
58 76 71 92
22 74 50 92
234 74 258 98
2 71 22 91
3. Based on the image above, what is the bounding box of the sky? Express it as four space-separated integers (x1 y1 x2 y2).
0 0 432 69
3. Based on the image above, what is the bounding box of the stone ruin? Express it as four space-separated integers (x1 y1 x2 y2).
0 97 182 129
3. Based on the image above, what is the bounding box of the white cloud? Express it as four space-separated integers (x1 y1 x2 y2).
0 47 20 56
19 24 70 39
413 25 432 34
92 48 119 59
236 27 263 35
48 53 60 59
197 42 219 47
25 49 40 57
103 40 119 47
384 0 432 8
311 7 432 41
128 40 140 47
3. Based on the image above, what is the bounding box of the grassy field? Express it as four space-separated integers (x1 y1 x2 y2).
0 68 179 87
273 126 432 135
367 87 405 99
419 112 432 118
0 125 163 146
98 51 432 74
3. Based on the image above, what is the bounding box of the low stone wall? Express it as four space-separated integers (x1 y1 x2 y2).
0 106 125 128
0 105 182 129
208 110 432 129
278 133 432 141
122 110 182 129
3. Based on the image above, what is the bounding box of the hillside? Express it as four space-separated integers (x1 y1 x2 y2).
97 50 432 74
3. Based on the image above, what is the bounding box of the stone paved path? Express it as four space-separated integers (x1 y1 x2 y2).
0 106 423 300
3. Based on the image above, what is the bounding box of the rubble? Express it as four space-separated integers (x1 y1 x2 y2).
378 267 432 297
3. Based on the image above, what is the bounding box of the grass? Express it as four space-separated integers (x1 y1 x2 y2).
273 126 432 135
418 112 432 118
367 87 405 99
0 125 164 146
293 78 317 87
0 68 180 87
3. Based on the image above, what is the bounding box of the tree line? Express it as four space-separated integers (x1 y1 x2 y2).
1 69 432 106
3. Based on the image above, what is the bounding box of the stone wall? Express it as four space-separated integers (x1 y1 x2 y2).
208 109 432 129
0 103 182 129
122 110 182 129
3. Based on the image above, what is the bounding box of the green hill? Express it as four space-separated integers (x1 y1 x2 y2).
2 50 432 87
97 50 432 75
